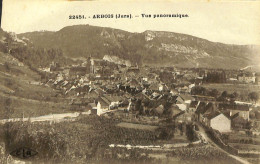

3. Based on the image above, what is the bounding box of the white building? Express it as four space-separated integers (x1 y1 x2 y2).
237 73 256 83
205 113 231 133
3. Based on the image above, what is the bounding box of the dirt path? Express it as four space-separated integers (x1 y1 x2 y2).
0 111 91 124
196 123 250 164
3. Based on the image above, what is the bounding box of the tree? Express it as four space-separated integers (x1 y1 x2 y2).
229 92 239 103
231 92 239 99
216 91 229 102
248 92 259 103
191 86 206 95
4 98 14 118
4 62 11 72
221 91 228 98
209 89 219 98
135 99 142 113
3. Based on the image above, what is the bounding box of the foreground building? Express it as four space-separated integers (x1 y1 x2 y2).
204 112 231 133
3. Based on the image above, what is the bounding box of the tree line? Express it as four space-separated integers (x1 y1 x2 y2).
191 86 259 103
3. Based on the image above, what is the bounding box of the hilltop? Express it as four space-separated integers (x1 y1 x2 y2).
18 24 260 70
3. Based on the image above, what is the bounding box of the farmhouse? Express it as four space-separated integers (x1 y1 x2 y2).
204 112 231 133
237 72 256 83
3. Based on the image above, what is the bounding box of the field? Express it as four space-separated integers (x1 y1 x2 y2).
202 83 260 101
226 133 260 145
229 143 260 151
0 117 243 164
117 122 158 131
0 115 159 163
165 145 241 164
112 111 161 126
0 115 202 163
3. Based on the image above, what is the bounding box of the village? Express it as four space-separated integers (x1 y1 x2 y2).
1 0 260 162
1 46 259 163
36 55 260 156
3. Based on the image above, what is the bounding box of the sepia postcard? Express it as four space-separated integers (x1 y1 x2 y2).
0 0 260 163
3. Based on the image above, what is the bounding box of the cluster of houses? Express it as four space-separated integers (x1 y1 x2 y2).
39 56 259 134
194 101 253 133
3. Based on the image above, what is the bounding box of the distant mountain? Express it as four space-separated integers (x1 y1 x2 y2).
0 28 75 69
18 25 260 69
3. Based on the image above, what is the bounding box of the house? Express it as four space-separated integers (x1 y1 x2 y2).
135 92 151 101
168 104 183 117
105 85 117 93
174 95 183 103
152 105 164 116
97 97 110 112
178 86 190 94
87 103 96 111
176 94 195 105
167 104 192 122
176 103 187 111
204 112 231 133
195 102 207 122
152 92 161 99
148 83 160 91
229 105 251 121
127 79 142 90
219 103 251 120
237 72 256 83
193 95 216 102
88 88 105 99
119 99 129 108
103 94 123 109
142 77 148 82
91 107 102 116
158 83 168 91
89 103 102 116
189 101 199 113
127 66 140 73
179 94 195 104
70 99 90 111
88 89 100 99
127 101 135 112
231 113 249 129
188 84 195 92
170 89 178 96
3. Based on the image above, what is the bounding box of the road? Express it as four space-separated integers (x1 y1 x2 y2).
0 111 91 124
196 123 251 164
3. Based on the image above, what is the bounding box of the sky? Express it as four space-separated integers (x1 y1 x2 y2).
1 0 260 45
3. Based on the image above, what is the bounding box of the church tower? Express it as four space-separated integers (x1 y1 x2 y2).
90 59 95 74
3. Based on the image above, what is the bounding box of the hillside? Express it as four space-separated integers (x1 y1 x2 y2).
0 29 71 119
19 24 260 69
0 51 73 119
